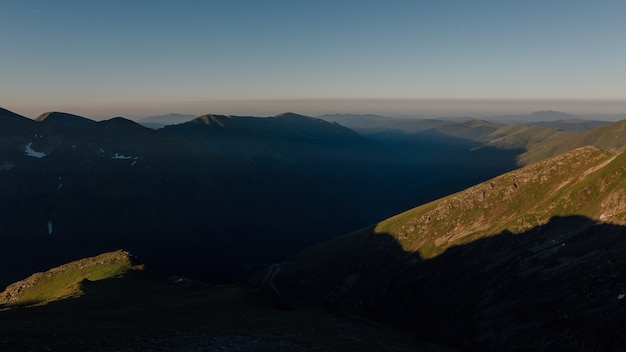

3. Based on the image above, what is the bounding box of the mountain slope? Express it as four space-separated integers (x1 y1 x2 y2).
0 108 524 290
318 113 447 134
0 108 38 160
427 120 576 164
0 250 140 307
35 111 95 126
0 252 451 352
162 112 377 161
519 118 626 164
271 146 626 350
0 113 249 286
375 145 626 257
0 107 31 122
428 118 626 165
137 113 196 129
523 119 610 132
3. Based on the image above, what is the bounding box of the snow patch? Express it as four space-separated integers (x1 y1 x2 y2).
24 143 47 158
111 153 139 160
47 221 53 235
131 160 137 166
618 293 625 300
57 184 63 190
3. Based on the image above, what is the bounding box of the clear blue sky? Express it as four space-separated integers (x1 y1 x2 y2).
2 0 626 119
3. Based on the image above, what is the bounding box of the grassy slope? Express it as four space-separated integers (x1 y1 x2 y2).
434 118 626 165
349 146 626 258
0 250 139 306
272 145 626 286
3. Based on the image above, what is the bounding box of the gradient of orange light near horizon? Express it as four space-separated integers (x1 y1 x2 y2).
2 1 625 119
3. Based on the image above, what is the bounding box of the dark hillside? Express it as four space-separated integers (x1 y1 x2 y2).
0 109 522 288
35 111 95 126
272 218 626 351
0 107 31 122
0 251 450 352
270 146 626 350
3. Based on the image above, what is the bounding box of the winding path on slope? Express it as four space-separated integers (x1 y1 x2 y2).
261 263 283 298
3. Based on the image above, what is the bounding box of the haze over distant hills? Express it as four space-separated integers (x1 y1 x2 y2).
318 110 616 134
134 109 622 132
137 113 196 129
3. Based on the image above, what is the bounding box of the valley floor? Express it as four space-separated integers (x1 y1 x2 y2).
0 276 452 352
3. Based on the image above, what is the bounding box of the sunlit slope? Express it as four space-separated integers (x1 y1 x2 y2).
35 111 95 126
434 119 575 149
432 118 626 165
0 250 140 307
373 146 626 258
272 146 626 351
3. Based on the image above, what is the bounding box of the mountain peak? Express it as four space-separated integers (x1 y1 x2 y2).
107 116 137 123
527 110 578 121
274 112 309 119
98 116 144 128
138 113 196 125
191 114 230 126
35 111 95 126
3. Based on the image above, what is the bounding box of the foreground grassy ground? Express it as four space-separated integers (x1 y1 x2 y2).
0 252 452 352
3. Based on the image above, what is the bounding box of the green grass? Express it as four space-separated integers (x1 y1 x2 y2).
1 250 138 307
432 118 626 166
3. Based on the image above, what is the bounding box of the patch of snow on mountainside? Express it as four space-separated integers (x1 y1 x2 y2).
24 143 47 158
111 153 138 160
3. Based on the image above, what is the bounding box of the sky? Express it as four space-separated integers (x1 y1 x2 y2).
2 0 626 119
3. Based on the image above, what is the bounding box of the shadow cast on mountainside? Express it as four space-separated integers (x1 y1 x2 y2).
0 270 437 352
272 215 626 351
0 123 525 290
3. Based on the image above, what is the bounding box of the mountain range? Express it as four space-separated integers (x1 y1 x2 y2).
0 107 524 287
317 111 617 134
2 106 626 350
137 113 197 129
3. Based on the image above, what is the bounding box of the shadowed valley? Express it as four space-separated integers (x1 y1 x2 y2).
3 107 626 350
0 108 522 287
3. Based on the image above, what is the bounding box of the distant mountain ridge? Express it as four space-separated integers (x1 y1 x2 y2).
161 112 375 161
418 118 626 165
318 113 447 134
137 113 196 129
318 110 616 135
523 119 610 131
